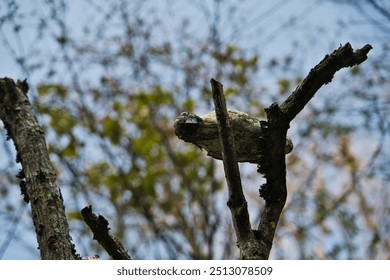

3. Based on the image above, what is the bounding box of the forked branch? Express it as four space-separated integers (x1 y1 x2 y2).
208 43 372 260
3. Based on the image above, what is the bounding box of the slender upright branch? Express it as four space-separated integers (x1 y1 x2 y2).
81 205 132 260
0 77 77 259
211 78 266 259
210 79 246 206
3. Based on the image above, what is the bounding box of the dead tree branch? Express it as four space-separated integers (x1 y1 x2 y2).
210 78 267 259
256 43 372 258
281 43 373 123
207 43 372 259
81 205 132 260
0 77 77 259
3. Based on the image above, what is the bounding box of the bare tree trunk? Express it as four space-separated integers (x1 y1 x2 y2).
0 78 77 259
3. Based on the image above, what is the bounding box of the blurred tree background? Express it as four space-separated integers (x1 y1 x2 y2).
0 0 389 259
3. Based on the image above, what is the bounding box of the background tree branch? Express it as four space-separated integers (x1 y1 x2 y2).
0 77 77 259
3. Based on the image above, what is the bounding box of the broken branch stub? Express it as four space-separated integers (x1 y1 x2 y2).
174 109 293 163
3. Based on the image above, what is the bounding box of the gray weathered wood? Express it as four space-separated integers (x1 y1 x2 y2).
0 78 77 259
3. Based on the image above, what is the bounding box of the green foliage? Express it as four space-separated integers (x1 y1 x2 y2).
212 44 259 98
277 79 291 95
350 65 360 75
102 117 122 145
49 109 75 134
37 84 67 99
86 162 111 188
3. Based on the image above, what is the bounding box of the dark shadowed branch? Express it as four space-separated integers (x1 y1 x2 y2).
256 102 288 258
257 43 372 258
208 43 372 260
281 43 373 123
258 43 372 258
81 205 132 260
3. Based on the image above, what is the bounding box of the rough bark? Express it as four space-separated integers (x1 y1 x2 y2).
210 79 264 259
253 44 372 258
258 43 372 259
0 77 77 259
255 103 288 259
81 206 132 260
281 43 373 122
